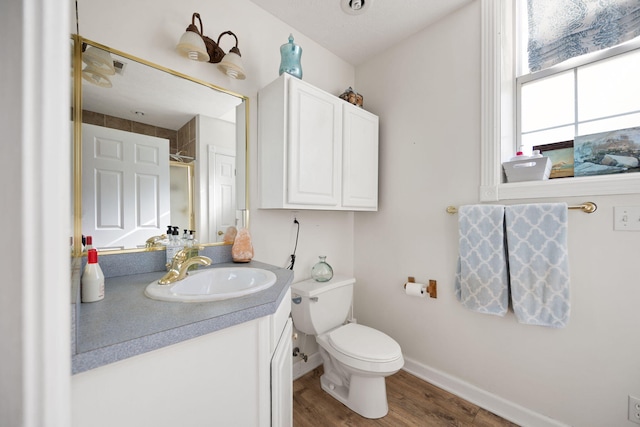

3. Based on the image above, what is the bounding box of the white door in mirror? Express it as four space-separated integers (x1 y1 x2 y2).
82 123 170 250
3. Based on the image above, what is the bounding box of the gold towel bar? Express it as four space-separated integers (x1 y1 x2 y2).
446 202 597 214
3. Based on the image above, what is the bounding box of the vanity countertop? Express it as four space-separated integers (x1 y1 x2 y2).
72 260 294 374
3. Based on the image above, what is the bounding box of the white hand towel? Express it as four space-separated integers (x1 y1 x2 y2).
505 203 570 328
455 205 509 316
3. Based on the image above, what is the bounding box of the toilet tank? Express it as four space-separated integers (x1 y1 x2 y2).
291 276 355 335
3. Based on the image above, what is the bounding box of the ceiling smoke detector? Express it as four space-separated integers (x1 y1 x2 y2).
341 0 371 15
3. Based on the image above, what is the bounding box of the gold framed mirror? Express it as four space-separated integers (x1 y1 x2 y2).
72 35 249 256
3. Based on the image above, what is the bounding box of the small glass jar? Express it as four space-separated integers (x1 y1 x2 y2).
311 255 333 282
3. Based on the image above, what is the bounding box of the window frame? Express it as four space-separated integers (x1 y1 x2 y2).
480 0 640 202
517 34 640 152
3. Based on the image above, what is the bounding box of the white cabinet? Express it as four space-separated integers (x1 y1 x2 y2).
258 73 378 211
342 103 379 209
271 318 293 427
71 291 292 427
287 77 342 207
269 289 293 427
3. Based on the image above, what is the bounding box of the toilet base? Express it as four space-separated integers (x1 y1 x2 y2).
320 371 389 419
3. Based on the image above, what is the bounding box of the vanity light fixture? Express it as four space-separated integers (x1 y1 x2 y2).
81 44 115 88
81 65 113 88
176 13 247 80
216 31 246 80
82 45 116 75
176 13 210 61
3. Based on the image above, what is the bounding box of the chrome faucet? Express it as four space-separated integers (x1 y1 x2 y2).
158 247 211 285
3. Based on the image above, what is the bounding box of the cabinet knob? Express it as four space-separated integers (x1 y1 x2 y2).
217 230 224 236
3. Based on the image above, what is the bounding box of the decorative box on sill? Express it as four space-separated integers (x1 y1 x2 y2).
502 156 552 182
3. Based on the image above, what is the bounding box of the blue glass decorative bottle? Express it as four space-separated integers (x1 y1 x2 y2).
279 34 303 79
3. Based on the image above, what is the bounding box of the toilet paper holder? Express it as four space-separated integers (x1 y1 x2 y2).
404 277 437 299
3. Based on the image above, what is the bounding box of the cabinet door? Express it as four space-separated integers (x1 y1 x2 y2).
287 78 342 206
342 104 379 209
71 318 269 427
271 318 293 427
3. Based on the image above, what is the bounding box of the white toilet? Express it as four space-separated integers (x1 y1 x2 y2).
291 276 404 419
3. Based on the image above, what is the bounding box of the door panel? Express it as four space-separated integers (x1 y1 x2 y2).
208 148 236 242
287 78 341 206
82 123 169 250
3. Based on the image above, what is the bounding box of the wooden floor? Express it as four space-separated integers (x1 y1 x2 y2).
293 367 520 426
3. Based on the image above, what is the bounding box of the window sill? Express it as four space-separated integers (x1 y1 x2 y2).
480 173 640 202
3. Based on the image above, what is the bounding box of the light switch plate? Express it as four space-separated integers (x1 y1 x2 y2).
614 206 640 231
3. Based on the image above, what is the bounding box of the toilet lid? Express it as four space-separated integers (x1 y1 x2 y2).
328 323 402 363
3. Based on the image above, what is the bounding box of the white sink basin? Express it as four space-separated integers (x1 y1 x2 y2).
145 267 277 302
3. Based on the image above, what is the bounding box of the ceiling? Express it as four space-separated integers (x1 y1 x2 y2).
80 46 242 130
249 0 474 66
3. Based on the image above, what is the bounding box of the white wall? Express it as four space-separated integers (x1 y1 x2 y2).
355 2 640 426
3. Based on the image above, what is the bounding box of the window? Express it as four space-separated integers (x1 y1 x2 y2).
516 0 640 153
518 48 640 151
479 0 640 202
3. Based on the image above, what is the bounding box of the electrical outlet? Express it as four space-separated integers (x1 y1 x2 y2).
629 395 640 425
614 206 640 231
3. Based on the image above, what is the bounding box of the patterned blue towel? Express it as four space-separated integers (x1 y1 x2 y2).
455 205 509 316
505 203 570 328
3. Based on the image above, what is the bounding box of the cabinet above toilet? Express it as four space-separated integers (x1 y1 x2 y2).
258 73 379 211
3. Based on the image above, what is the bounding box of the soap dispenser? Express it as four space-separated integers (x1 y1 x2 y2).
165 226 184 267
186 230 199 252
82 249 104 302
186 230 201 271
189 230 198 246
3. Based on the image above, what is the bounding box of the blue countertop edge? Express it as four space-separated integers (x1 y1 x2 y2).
72 258 294 375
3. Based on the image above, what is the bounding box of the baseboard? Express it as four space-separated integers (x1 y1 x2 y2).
292 352 322 381
402 357 569 427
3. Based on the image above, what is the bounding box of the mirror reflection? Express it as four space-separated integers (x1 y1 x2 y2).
74 37 248 253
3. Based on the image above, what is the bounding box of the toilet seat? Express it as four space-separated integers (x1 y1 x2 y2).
327 323 402 363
